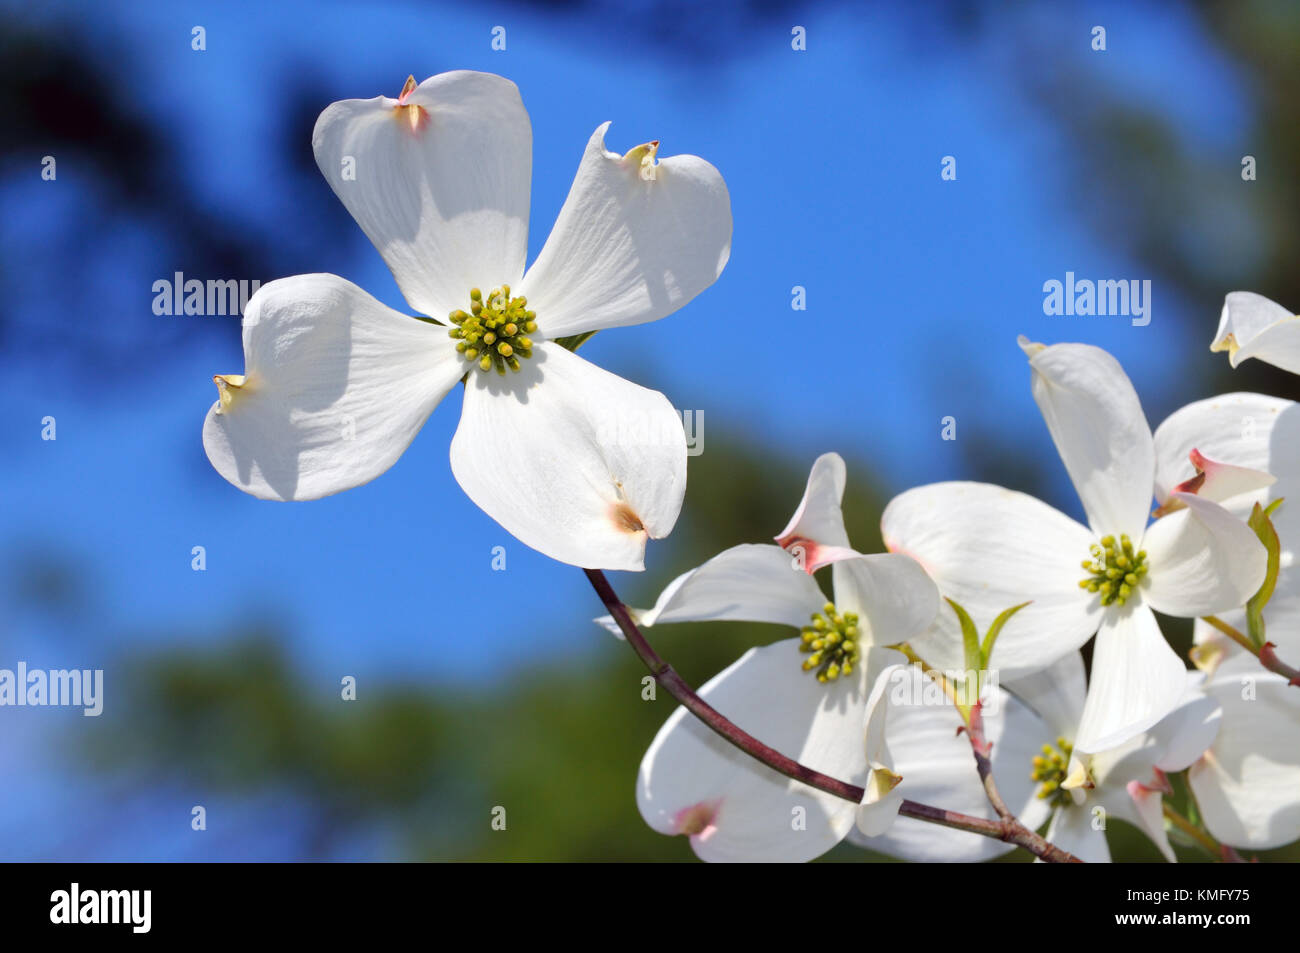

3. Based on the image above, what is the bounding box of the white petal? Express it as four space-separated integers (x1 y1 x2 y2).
312 71 531 318
1124 782 1178 861
1005 651 1088 742
1081 712 1201 863
202 274 461 501
594 543 825 636
1153 392 1292 509
1214 292 1293 358
1022 339 1155 541
450 341 684 570
1213 291 1300 374
831 553 940 650
774 452 856 572
1234 321 1300 376
854 675 1053 862
1086 677 1220 804
1153 392 1300 626
637 640 868 863
1073 606 1187 754
1042 804 1111 863
1153 450 1275 515
1153 683 1222 772
881 482 1100 678
855 662 905 838
518 123 732 338
1142 494 1267 618
1189 672 1300 849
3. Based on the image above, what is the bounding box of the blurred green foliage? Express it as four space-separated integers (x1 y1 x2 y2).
12 0 1300 862
80 438 887 861
58 435 1297 861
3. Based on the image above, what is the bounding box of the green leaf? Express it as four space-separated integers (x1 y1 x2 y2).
946 597 982 693
981 601 1031 668
1245 499 1284 649
554 331 597 352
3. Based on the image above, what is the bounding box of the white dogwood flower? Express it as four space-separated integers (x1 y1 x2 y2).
623 456 939 862
850 661 1052 860
1212 292 1300 376
880 340 1266 754
1022 655 1220 863
1152 392 1299 669
856 654 1220 863
1188 670 1300 850
1157 398 1300 850
203 71 732 570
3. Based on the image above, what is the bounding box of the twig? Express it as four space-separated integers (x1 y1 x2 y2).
1163 802 1243 861
1202 616 1300 685
586 568 1081 863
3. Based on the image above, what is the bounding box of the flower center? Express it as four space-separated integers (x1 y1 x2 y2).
798 602 860 683
1031 737 1074 807
1078 534 1149 607
448 286 537 375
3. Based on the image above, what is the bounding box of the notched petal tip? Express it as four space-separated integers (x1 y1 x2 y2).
1149 768 1174 795
863 764 903 804
212 373 246 413
1061 755 1093 792
622 140 661 181
1212 293 1300 371
393 75 429 134
672 799 722 841
611 499 647 536
1154 447 1277 516
774 535 857 575
1189 637 1226 675
1017 334 1045 358
1210 332 1238 357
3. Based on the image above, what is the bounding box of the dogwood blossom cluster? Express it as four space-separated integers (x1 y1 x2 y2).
199 71 1299 863
615 327 1300 863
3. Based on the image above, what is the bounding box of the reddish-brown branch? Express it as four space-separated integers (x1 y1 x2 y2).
1202 616 1300 687
586 568 1081 863
1261 643 1300 686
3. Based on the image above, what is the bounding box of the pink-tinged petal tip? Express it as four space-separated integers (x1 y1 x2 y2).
393 76 429 133
672 799 722 843
773 534 857 575
1154 447 1276 516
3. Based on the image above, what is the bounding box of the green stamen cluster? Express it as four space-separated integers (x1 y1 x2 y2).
448 286 537 375
1031 737 1074 806
1079 534 1148 606
799 602 860 683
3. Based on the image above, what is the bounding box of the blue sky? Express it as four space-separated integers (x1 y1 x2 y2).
2 0 1254 698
